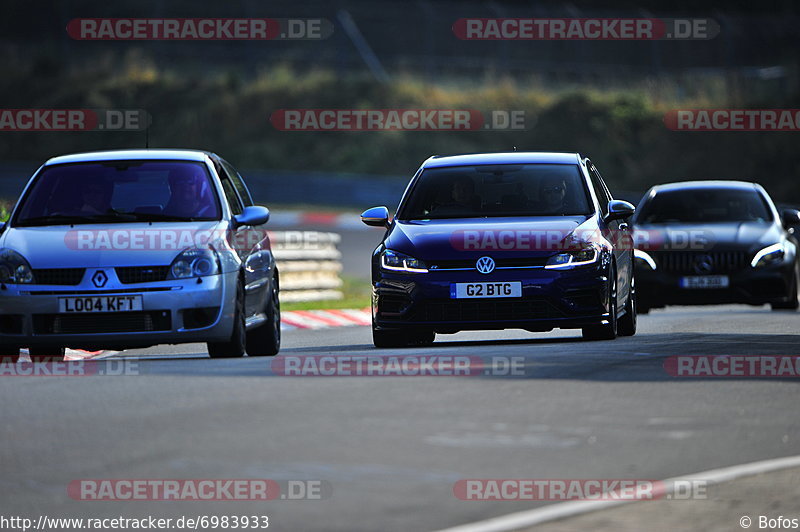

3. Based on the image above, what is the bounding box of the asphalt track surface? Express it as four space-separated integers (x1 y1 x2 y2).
2 305 800 531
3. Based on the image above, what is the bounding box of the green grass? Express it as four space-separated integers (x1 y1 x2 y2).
281 276 371 311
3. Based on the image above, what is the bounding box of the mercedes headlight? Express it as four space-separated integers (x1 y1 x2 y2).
0 248 34 284
381 249 428 273
167 247 220 279
751 242 789 268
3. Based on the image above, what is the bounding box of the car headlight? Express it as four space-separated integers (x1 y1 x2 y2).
634 249 657 270
751 242 788 268
381 249 428 273
545 244 599 269
0 248 34 284
167 247 220 279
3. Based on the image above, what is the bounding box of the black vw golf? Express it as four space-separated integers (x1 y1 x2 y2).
361 152 637 347
632 181 800 313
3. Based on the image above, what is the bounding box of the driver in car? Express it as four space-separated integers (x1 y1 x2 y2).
164 167 215 218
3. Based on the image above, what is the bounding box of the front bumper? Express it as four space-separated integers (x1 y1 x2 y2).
372 266 612 333
0 271 238 349
636 263 794 307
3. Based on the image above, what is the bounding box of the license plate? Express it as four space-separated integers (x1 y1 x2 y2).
451 282 522 299
679 276 729 289
58 295 143 313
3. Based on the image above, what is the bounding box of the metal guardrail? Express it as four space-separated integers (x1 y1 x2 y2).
270 231 344 302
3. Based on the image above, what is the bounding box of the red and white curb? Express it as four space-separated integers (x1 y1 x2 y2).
281 308 371 330
19 348 117 361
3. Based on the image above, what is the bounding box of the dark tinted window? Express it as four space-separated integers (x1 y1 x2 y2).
637 188 772 223
15 161 220 225
587 163 611 215
398 164 592 220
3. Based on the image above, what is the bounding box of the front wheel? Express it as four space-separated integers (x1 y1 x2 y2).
208 280 246 358
28 347 66 361
582 271 618 341
617 278 637 337
373 327 435 348
246 281 281 356
771 266 799 311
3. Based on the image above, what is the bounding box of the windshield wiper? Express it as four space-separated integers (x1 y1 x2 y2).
15 214 126 227
126 212 212 222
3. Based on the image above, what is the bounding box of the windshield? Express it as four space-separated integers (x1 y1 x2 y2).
397 164 592 220
637 188 772 224
13 160 221 226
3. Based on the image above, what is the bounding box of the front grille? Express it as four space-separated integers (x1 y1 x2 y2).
116 266 170 284
413 299 562 322
33 311 171 334
32 268 85 285
652 251 748 274
430 257 548 270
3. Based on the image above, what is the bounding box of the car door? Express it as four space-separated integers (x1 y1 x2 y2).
585 160 631 308
216 158 272 318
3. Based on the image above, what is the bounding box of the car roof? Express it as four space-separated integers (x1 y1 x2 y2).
44 149 215 166
423 152 582 168
648 180 760 193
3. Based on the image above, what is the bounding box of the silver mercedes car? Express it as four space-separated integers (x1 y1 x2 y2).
0 149 280 361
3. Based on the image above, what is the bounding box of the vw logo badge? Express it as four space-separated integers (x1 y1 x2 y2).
476 256 495 274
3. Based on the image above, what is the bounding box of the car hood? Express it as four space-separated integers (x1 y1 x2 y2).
0 221 225 268
633 222 784 252
385 216 594 260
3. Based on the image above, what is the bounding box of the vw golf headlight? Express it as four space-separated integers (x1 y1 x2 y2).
381 249 428 273
167 247 220 279
0 248 34 284
545 244 600 269
751 242 789 268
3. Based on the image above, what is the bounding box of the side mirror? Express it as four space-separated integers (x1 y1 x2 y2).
605 200 636 222
781 209 800 228
234 205 270 227
361 206 390 228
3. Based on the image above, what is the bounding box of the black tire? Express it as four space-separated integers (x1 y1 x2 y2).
246 280 281 356
28 347 66 361
0 346 19 364
208 280 246 358
582 270 618 341
617 277 637 336
373 327 435 348
771 266 799 310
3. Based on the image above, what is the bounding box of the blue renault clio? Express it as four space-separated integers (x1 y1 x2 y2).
361 152 637 347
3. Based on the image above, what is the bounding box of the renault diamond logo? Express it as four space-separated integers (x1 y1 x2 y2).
693 254 714 274
476 256 495 274
92 270 108 288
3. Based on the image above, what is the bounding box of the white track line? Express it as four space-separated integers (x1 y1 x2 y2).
435 454 800 532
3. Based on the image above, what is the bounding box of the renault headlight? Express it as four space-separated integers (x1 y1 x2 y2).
381 249 428 273
545 244 599 269
0 248 34 284
167 247 220 279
